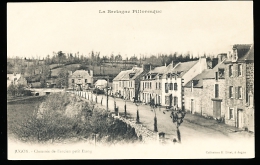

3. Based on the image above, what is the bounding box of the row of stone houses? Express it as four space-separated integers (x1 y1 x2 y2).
112 44 254 132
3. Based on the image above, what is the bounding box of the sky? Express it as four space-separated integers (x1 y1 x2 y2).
7 2 253 59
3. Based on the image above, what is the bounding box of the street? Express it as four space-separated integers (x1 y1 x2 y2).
76 91 254 147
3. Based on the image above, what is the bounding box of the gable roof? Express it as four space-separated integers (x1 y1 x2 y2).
71 70 91 77
185 59 226 88
225 44 252 63
113 67 143 81
184 69 211 88
164 60 198 78
238 44 254 61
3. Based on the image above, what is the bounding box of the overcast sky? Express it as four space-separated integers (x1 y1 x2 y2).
7 2 253 59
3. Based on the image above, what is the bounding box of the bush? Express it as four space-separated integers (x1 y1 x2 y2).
12 92 138 144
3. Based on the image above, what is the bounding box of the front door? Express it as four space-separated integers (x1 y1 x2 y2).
237 109 243 128
213 101 221 119
191 99 194 114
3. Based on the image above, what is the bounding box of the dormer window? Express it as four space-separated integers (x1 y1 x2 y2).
233 49 238 61
218 68 225 78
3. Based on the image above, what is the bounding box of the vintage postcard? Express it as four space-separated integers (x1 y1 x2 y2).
7 2 254 159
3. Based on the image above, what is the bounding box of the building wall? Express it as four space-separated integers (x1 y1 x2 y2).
161 78 182 107
202 79 226 118
140 76 163 104
246 62 254 96
184 87 203 115
68 71 93 90
182 58 207 85
245 62 254 132
224 62 246 127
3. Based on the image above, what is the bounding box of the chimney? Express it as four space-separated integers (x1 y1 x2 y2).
165 63 166 67
90 70 93 77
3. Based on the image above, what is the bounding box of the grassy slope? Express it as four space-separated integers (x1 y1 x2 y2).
51 64 123 77
7 97 46 137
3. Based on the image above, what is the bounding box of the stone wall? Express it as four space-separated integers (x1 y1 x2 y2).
202 79 226 118
184 87 202 115
246 62 254 97
224 62 246 127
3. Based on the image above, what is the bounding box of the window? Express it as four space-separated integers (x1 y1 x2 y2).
215 84 219 98
215 72 218 81
156 82 158 89
238 87 242 99
85 79 87 83
174 83 178 90
165 83 168 93
170 83 173 90
229 65 233 77
218 68 225 78
119 82 121 87
72 79 74 83
238 64 242 76
143 82 144 90
159 82 161 89
150 82 152 89
229 108 234 119
229 86 233 98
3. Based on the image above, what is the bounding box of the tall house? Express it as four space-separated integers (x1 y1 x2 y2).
162 58 207 109
112 65 146 101
68 69 93 91
224 44 254 131
140 63 173 105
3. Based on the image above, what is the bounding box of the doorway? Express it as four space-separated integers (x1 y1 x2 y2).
213 100 221 119
237 109 243 128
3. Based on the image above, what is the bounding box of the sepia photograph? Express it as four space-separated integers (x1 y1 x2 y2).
7 2 254 159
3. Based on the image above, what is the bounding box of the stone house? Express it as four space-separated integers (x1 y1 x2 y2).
7 73 27 87
112 65 146 101
68 70 93 91
184 69 210 115
224 44 254 131
184 53 226 115
161 58 207 109
140 63 173 105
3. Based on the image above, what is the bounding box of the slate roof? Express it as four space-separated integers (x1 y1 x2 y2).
163 60 198 78
184 69 211 88
113 67 143 81
185 59 226 88
225 44 253 63
71 70 91 77
238 44 254 61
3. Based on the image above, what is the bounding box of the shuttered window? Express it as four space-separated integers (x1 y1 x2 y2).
229 86 233 98
165 83 168 93
229 65 233 77
174 83 178 90
238 87 242 99
170 83 173 90
238 64 242 76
